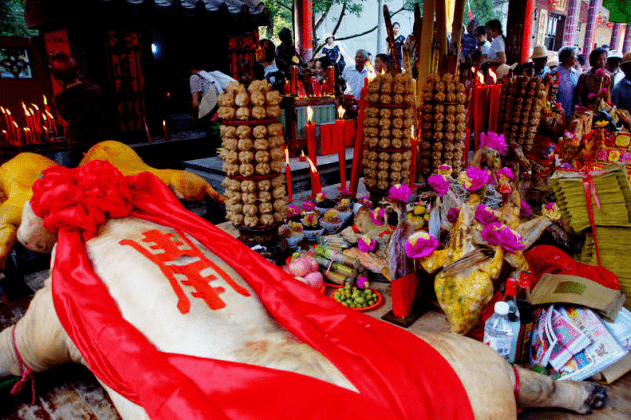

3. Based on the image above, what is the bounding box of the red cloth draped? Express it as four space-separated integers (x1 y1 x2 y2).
30 160 474 420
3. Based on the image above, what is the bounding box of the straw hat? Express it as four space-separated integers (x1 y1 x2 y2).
531 45 548 60
497 64 511 79
621 52 631 66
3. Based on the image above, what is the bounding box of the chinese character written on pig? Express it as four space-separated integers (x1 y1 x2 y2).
120 229 250 314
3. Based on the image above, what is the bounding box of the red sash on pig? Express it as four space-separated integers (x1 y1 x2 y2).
30 160 474 420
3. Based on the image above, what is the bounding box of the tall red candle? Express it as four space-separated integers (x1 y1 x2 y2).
284 79 291 95
307 157 322 196
336 106 347 190
472 71 489 151
162 119 169 140
410 127 417 186
305 106 317 167
327 66 335 95
285 148 293 203
487 69 501 133
290 65 299 95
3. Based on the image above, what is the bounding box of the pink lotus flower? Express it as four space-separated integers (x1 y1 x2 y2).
286 205 301 218
314 192 327 203
428 174 450 197
388 184 413 202
405 231 439 258
460 166 490 192
358 235 376 252
497 167 515 180
370 207 386 226
356 276 369 289
480 132 508 155
475 204 499 225
302 201 315 211
481 222 524 254
359 196 372 208
520 199 532 219
447 207 460 223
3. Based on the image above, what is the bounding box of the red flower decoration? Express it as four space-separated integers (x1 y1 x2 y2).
30 160 134 241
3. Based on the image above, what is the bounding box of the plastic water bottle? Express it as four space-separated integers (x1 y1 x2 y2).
483 301 514 361
504 277 521 363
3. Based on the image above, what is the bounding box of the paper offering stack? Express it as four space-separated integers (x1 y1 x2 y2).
530 305 628 381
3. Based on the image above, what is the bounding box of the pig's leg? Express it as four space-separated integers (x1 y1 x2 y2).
516 366 607 414
0 277 80 378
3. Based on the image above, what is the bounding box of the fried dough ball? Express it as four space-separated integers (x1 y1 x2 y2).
269 147 284 162
239 163 255 177
268 122 284 136
244 215 259 228
253 125 267 139
231 214 245 225
223 163 239 176
218 106 235 120
223 150 238 164
238 138 253 151
222 178 241 192
236 107 250 121
266 105 282 118
365 106 379 117
243 204 258 217
255 163 271 175
222 137 238 151
252 106 267 120
255 150 270 163
378 138 391 148
391 138 403 148
242 192 257 204
220 125 237 138
366 117 379 127
253 139 269 150
235 92 249 107
365 136 379 147
380 94 393 104
272 186 286 199
377 170 389 180
380 108 393 119
273 199 286 212
266 90 282 106
218 92 235 107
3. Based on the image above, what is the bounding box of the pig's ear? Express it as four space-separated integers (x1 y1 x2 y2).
17 201 57 254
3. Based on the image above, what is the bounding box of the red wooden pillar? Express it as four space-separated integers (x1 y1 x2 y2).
296 0 313 61
611 22 622 51
582 0 603 65
563 0 581 47
505 0 534 65
623 24 631 54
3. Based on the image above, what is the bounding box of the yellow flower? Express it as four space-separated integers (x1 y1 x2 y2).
609 150 621 162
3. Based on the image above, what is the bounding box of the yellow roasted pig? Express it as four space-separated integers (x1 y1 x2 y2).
0 153 58 270
80 141 225 204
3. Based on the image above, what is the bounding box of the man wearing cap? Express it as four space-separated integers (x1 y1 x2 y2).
532 45 550 78
613 53 631 113
606 50 625 87
552 46 580 117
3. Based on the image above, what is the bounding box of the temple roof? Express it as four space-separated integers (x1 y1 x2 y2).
26 0 270 30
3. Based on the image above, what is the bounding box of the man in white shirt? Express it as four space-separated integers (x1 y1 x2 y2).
342 49 370 100
607 50 625 87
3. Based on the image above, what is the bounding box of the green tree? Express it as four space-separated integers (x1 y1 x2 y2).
0 0 38 37
469 0 507 27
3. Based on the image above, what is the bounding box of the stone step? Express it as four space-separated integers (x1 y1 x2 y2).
183 147 355 195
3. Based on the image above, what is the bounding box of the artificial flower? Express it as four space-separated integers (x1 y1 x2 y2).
358 235 376 252
497 167 515 180
588 93 598 101
438 165 453 176
475 204 499 225
286 205 301 218
428 174 450 197
520 199 533 219
288 221 303 233
336 198 351 212
447 207 460 223
359 196 373 208
339 189 352 198
459 166 490 192
405 231 439 258
608 150 621 162
314 192 327 203
481 222 524 254
356 276 369 290
388 184 413 202
302 201 315 212
564 131 576 140
323 209 340 221
479 131 508 155
302 213 319 227
543 202 561 222
370 207 386 226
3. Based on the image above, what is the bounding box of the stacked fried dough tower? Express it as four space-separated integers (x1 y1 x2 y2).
418 73 468 178
218 80 287 228
497 75 545 152
361 72 415 191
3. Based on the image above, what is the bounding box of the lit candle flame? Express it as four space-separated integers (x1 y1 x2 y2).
306 156 318 173
284 147 289 165
307 106 313 123
43 95 48 106
166 92 171 98
32 104 39 111
162 119 167 128
0 106 5 114
410 126 415 139
337 105 345 119
477 71 485 85
365 61 376 82
6 109 11 117
488 69 497 84
300 150 306 158
12 121 19 128
22 102 28 115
